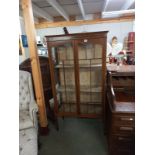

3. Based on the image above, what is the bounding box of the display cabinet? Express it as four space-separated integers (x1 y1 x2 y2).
46 31 108 118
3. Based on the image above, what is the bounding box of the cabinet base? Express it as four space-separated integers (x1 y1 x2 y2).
39 126 49 136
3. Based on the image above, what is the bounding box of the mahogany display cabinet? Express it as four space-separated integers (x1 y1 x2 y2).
46 31 108 118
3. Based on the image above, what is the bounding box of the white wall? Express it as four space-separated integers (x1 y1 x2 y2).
19 17 30 64
36 21 134 43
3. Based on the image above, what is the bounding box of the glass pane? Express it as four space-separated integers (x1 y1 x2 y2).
50 43 76 113
78 41 103 114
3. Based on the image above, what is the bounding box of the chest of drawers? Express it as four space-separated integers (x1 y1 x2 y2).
105 68 135 155
106 101 135 155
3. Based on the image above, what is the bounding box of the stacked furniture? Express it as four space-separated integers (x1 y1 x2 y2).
46 31 108 118
19 56 53 120
105 65 135 155
19 70 38 155
20 56 59 130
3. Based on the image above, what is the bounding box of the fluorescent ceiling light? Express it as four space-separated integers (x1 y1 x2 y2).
102 9 135 18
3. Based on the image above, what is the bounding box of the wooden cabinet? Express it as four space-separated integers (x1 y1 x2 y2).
46 31 108 118
105 66 135 155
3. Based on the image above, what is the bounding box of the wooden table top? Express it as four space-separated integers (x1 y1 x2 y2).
106 64 135 76
114 102 135 113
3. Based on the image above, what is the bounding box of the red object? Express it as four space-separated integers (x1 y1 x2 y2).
128 44 134 53
128 32 135 42
118 51 124 55
108 53 112 56
109 57 116 64
128 32 135 54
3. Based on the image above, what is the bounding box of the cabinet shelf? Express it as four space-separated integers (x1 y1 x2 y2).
57 85 101 93
60 102 102 105
55 64 102 69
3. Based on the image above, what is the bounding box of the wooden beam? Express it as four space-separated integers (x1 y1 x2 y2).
19 35 25 58
121 0 134 10
77 0 86 20
21 0 48 128
46 0 69 21
35 15 135 29
32 3 53 21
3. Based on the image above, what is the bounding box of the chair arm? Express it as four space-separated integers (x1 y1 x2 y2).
29 100 38 124
29 100 38 111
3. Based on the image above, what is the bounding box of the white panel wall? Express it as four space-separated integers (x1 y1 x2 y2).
36 21 134 43
19 17 30 64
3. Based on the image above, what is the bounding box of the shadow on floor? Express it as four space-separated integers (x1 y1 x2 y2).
39 118 108 155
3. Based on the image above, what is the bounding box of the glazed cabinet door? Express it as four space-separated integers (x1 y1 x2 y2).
74 38 106 117
47 41 77 116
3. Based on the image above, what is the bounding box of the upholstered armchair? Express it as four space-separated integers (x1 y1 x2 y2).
19 70 38 130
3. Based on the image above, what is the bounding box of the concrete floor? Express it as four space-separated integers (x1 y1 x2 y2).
39 118 108 155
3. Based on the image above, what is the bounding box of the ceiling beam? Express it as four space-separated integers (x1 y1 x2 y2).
46 0 69 21
77 0 86 20
102 0 111 12
32 3 53 21
35 15 135 29
121 0 135 10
